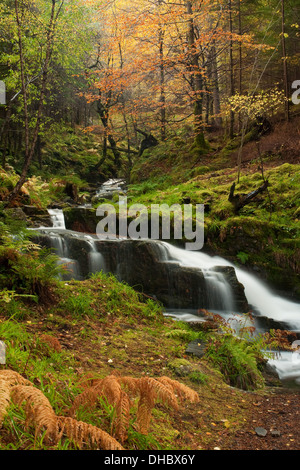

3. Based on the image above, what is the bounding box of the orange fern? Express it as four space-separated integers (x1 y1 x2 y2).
0 369 199 447
11 384 58 444
71 373 199 440
57 416 124 450
0 369 125 449
0 378 11 426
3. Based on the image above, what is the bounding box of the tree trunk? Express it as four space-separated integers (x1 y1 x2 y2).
281 0 290 122
6 0 57 207
97 97 122 171
210 41 222 128
228 0 235 139
159 26 166 141
229 180 269 212
186 1 206 148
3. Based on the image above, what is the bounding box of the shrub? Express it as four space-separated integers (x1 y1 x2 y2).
204 334 264 391
0 222 63 306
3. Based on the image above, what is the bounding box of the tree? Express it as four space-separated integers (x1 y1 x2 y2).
0 0 96 196
5 0 61 207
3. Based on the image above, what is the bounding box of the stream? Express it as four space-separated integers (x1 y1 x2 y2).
36 207 300 387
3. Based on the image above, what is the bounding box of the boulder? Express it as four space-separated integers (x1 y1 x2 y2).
33 233 249 313
63 207 99 234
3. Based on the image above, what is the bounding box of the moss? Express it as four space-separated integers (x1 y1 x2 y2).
126 161 300 296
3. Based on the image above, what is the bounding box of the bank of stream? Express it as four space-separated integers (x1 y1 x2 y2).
32 198 300 389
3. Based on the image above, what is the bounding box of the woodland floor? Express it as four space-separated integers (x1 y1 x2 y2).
230 114 300 166
1 113 299 452
22 304 300 452
219 388 300 451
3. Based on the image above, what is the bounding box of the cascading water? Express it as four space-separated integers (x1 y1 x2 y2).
160 242 300 329
158 242 300 386
40 208 300 385
86 236 106 275
41 209 81 279
48 209 66 229
202 269 235 313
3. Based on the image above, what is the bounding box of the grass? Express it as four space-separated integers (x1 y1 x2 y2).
0 269 274 450
126 161 300 295
0 114 298 449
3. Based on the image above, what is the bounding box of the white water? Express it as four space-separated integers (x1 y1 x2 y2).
86 236 106 274
44 209 300 384
159 242 300 385
46 210 300 330
96 178 126 199
160 242 300 331
48 209 66 229
268 351 300 385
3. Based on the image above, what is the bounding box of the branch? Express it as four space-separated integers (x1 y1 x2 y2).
107 145 138 155
229 180 270 213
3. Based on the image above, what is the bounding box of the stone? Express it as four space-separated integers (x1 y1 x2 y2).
270 430 281 438
22 205 53 228
33 234 250 313
4 207 27 222
63 207 99 234
255 427 268 437
186 340 207 358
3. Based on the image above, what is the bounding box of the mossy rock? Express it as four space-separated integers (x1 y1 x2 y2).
63 207 99 233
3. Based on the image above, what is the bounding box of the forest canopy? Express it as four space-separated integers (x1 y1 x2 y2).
0 0 299 199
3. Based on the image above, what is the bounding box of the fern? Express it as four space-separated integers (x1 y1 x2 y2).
57 417 124 450
0 369 124 449
0 369 199 448
71 373 199 441
11 384 58 444
0 378 11 425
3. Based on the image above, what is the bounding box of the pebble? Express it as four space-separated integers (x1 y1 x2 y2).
271 430 281 437
255 427 268 437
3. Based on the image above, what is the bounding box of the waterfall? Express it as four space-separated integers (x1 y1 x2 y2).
42 208 300 385
86 236 106 274
45 209 81 279
160 242 300 331
48 208 66 229
268 352 300 386
45 210 300 330
49 233 81 280
202 270 234 313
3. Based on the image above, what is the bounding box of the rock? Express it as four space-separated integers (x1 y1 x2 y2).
255 427 268 437
64 183 79 203
186 340 207 358
254 314 296 334
167 359 194 377
63 207 99 233
22 205 53 228
33 235 250 313
213 265 248 312
4 207 27 222
270 430 281 437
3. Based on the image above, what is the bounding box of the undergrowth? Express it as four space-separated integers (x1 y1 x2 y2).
0 206 297 450
0 369 199 450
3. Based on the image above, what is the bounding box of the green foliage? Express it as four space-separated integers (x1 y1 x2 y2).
236 251 250 264
164 325 206 344
56 272 164 323
188 370 208 385
127 428 162 451
0 220 63 307
204 334 265 391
